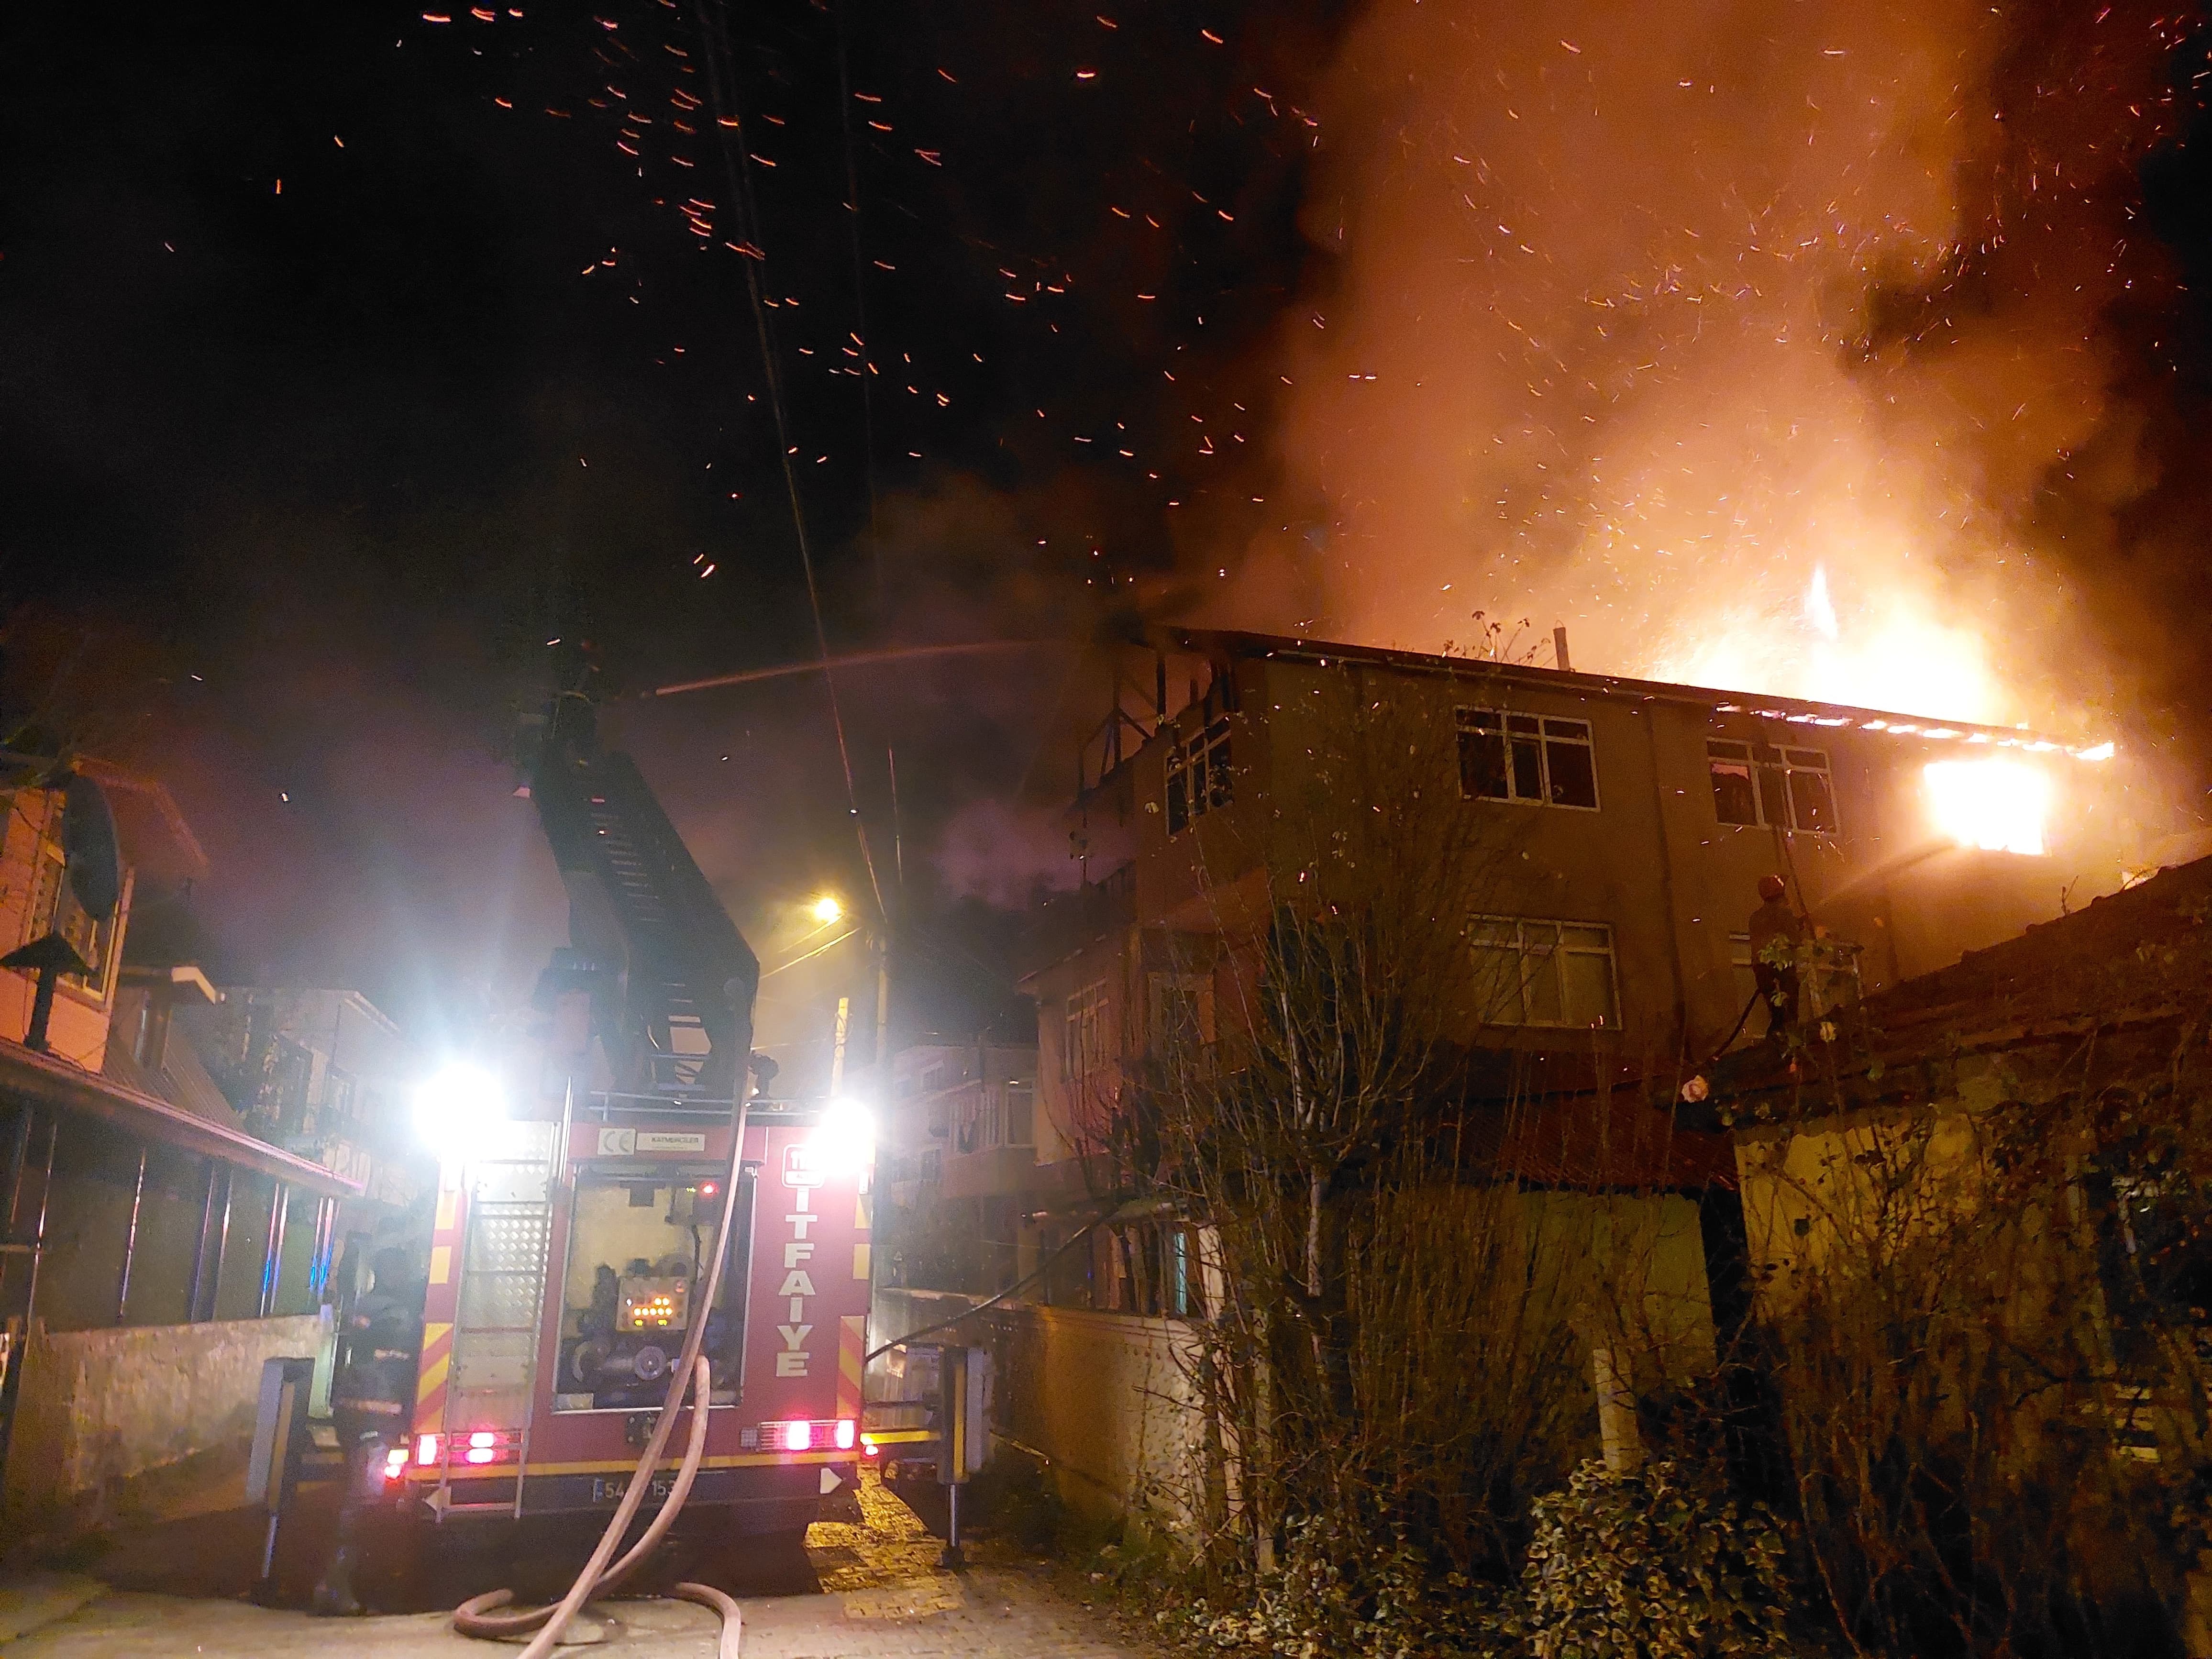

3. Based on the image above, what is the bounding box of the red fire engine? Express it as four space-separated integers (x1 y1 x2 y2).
390 680 874 1543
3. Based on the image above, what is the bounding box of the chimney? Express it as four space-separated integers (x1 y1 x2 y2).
1552 625 1573 673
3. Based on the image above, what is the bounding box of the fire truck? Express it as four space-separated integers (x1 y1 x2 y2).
390 684 874 1542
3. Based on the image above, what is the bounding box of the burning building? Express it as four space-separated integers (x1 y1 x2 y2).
1026 627 2139 1128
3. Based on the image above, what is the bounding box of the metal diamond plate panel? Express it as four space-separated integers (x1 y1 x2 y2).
458 1269 542 1331
465 1212 548 1277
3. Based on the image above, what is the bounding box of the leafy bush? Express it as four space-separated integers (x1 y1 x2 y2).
1504 1459 1794 1659
1165 1512 1496 1659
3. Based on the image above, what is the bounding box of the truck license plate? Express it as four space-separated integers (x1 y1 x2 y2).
589 1473 681 1505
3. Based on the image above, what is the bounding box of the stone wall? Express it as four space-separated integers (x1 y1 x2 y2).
2 1312 326 1538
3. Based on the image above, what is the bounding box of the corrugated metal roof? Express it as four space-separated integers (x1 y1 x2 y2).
0 1039 360 1196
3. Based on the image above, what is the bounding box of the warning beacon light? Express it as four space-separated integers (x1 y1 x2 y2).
412 1061 508 1164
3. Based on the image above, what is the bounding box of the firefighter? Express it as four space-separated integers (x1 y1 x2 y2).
311 1243 426 1616
1748 874 1805 1039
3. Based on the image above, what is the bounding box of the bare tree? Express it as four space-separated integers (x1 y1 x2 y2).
1125 671 1688 1584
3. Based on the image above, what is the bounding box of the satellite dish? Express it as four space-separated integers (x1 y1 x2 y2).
61 774 122 922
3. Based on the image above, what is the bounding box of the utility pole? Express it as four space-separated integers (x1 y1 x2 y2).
874 932 890 1088
829 995 851 1095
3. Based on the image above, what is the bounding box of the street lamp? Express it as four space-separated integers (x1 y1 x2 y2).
810 895 844 926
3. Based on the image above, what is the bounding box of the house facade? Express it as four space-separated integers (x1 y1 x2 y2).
877 1038 1040 1295
0 771 366 1542
963 630 2146 1527
1026 628 2135 1197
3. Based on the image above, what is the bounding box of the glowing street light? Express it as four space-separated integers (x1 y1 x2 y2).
809 895 844 926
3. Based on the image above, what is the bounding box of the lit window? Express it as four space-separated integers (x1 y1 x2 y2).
1472 917 1618 1029
1457 709 1598 809
1707 741 1836 834
1165 719 1233 834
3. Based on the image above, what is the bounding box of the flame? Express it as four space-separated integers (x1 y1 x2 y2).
1647 572 2004 726
1804 567 1838 641
1924 759 2052 856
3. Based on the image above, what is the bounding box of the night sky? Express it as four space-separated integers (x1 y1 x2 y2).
3 0 2209 1052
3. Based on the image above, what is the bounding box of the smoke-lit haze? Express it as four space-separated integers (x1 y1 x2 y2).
1246 0 2198 732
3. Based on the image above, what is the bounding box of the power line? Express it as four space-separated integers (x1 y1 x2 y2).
830 0 882 585
691 0 887 927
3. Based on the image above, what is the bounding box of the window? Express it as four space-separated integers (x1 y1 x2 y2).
1165 719 1233 834
1457 709 1599 809
1707 741 1836 834
918 1063 945 1094
1472 917 1618 1028
1005 1084 1034 1147
1147 972 1216 1059
1063 982 1109 1081
27 832 121 999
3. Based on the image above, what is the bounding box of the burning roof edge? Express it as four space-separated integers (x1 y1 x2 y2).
1150 626 2111 763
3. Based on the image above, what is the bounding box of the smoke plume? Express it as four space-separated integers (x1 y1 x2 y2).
1259 0 2199 732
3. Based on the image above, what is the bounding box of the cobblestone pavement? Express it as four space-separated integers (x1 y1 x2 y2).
8 1472 1153 1659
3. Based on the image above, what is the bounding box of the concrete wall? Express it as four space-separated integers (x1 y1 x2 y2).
988 1304 1207 1540
872 1286 1206 1539
1 1312 326 1537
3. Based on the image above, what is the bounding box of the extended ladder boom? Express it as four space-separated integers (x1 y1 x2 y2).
530 698 759 1095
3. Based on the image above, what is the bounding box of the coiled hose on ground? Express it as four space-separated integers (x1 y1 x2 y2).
450 1101 752 1659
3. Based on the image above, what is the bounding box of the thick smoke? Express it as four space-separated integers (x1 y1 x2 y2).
1260 0 2197 731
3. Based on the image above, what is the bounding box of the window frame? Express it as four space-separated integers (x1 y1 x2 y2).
1456 707 1601 811
1164 718 1234 835
1706 740 1838 835
1063 981 1109 1083
28 830 125 1006
1146 970 1216 1060
1471 914 1620 1029
1004 1083 1035 1147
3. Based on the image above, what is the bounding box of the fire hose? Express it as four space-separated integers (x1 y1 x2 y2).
450 1098 753 1659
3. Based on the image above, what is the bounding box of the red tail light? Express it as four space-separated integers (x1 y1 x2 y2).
413 1428 522 1468
834 1418 857 1450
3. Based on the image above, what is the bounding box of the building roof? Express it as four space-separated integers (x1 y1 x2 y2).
76 758 211 885
1693 853 2212 1123
0 1038 360 1196
1147 626 2108 760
